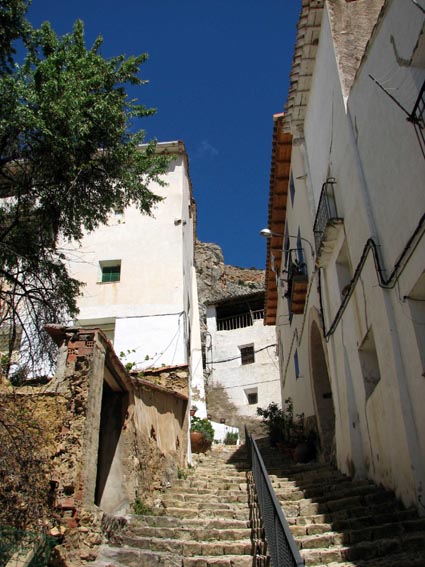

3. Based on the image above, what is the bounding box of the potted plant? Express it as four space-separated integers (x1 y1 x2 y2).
257 398 316 463
190 416 214 453
190 405 198 417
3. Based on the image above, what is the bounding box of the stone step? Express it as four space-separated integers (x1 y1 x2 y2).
172 478 246 490
119 534 252 556
289 515 425 541
299 529 425 565
129 514 250 530
126 525 252 542
166 486 248 497
280 490 400 519
93 545 254 567
182 555 254 566
273 477 372 496
159 506 249 520
160 499 249 511
273 479 374 502
162 492 249 504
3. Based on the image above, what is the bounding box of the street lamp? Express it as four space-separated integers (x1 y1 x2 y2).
259 228 315 257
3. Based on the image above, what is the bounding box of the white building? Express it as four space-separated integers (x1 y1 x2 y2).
66 141 206 415
205 291 281 417
265 0 425 511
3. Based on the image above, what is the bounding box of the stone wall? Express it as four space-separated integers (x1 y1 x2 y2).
41 327 188 565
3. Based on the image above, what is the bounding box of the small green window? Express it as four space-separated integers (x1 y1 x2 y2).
101 264 121 283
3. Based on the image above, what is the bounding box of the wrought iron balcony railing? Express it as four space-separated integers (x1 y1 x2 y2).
281 249 309 315
313 178 344 266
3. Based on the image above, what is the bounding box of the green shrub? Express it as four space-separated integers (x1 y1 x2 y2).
257 398 304 447
132 497 153 516
190 416 214 442
224 431 239 445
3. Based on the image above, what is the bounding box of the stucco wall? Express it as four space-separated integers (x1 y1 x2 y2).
206 312 281 417
275 0 425 509
66 150 201 375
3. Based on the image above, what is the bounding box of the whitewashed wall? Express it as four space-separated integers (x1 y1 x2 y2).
206 307 281 417
276 0 425 509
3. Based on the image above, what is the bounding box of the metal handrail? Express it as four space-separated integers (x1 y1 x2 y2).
245 427 305 567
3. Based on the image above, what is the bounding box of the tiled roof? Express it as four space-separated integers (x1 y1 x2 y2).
264 115 292 326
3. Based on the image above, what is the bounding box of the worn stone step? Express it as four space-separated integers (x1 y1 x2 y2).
300 530 425 565
160 506 249 520
329 507 419 532
166 486 248 497
274 478 373 499
160 499 249 511
162 492 249 504
93 545 181 567
273 479 374 503
119 534 252 556
281 490 400 519
172 478 246 490
129 514 250 530
126 525 252 542
181 554 254 566
93 545 254 567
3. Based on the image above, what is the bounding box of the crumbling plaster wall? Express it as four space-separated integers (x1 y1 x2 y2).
45 327 189 521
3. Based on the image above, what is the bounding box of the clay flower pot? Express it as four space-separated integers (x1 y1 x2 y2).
190 431 211 454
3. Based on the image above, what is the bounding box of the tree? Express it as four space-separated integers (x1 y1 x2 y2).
0 1 170 378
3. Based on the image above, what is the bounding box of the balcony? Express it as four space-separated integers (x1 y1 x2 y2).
313 178 344 267
282 250 308 315
216 308 264 331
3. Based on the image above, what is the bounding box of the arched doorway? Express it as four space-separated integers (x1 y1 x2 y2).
310 320 335 462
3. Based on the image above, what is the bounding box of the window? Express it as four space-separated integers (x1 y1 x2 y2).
358 328 381 401
290 172 296 206
240 345 255 365
297 227 305 266
100 261 121 283
294 349 300 378
245 389 258 405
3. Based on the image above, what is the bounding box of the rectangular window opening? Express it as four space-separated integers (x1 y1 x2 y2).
290 172 296 207
294 349 300 379
245 387 258 405
240 345 255 365
100 261 121 283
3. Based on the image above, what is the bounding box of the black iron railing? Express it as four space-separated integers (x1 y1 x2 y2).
408 79 425 159
313 177 338 253
245 427 305 567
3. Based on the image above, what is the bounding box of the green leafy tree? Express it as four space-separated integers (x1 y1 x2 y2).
0 0 170 377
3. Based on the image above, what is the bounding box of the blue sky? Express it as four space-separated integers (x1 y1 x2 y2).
27 1 300 268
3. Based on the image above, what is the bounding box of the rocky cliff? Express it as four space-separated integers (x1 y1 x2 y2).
194 240 264 309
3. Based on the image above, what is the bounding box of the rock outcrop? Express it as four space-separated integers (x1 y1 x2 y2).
194 240 265 326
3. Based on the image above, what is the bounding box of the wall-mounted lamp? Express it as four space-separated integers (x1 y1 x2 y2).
260 228 315 257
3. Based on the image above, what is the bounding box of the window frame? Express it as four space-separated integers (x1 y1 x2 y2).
240 344 255 365
100 260 121 283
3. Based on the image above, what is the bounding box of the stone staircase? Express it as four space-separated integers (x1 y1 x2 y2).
92 440 425 567
257 441 425 567
93 444 264 567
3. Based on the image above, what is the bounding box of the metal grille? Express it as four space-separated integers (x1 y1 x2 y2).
313 177 338 253
245 428 305 567
217 308 264 331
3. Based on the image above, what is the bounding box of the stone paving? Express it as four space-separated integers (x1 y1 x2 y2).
92 441 425 567
257 441 425 567
93 444 264 567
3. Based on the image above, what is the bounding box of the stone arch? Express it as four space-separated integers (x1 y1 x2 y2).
309 316 335 461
